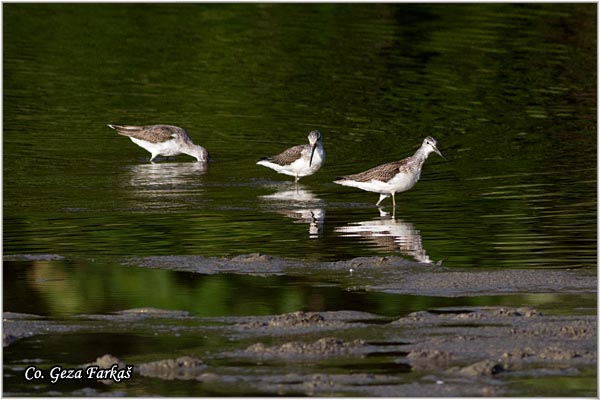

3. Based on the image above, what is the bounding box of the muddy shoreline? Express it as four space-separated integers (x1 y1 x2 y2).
3 254 596 396
129 253 596 297
4 306 596 396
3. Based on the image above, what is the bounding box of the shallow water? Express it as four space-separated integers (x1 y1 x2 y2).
4 4 596 267
3 3 597 396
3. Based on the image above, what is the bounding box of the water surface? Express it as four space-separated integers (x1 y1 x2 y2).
3 3 597 396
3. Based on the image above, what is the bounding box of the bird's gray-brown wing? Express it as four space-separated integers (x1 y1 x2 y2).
339 159 410 183
109 124 188 144
262 144 307 166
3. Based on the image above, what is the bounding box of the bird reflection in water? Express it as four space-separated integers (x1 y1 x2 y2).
335 208 433 263
259 184 326 239
124 162 208 210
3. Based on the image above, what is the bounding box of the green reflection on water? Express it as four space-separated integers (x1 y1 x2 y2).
4 260 596 319
509 368 597 397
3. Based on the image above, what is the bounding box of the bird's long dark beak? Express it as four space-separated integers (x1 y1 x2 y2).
309 144 317 167
434 146 446 160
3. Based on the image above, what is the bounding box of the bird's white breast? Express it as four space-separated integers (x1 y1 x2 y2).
261 145 325 178
344 170 419 195
386 169 420 192
130 137 181 156
297 146 325 177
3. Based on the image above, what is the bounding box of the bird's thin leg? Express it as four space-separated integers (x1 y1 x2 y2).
392 193 396 208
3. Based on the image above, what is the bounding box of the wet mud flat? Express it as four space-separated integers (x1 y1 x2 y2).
3 254 596 396
3 306 596 396
130 253 596 297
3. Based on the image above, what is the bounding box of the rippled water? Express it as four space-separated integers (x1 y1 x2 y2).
3 3 597 396
4 4 596 268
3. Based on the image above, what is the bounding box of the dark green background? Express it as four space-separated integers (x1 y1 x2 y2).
3 4 596 396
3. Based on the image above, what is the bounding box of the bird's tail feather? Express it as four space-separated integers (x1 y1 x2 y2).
108 124 143 136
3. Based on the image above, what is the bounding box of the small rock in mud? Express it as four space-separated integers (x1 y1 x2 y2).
407 349 452 360
82 354 128 385
266 311 325 327
138 356 205 380
494 307 541 318
84 354 126 370
234 310 384 331
451 360 506 376
405 349 454 370
238 311 332 330
242 337 366 359
227 310 386 340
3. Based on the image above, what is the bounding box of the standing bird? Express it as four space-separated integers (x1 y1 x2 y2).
334 136 445 207
257 130 325 183
108 124 209 162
